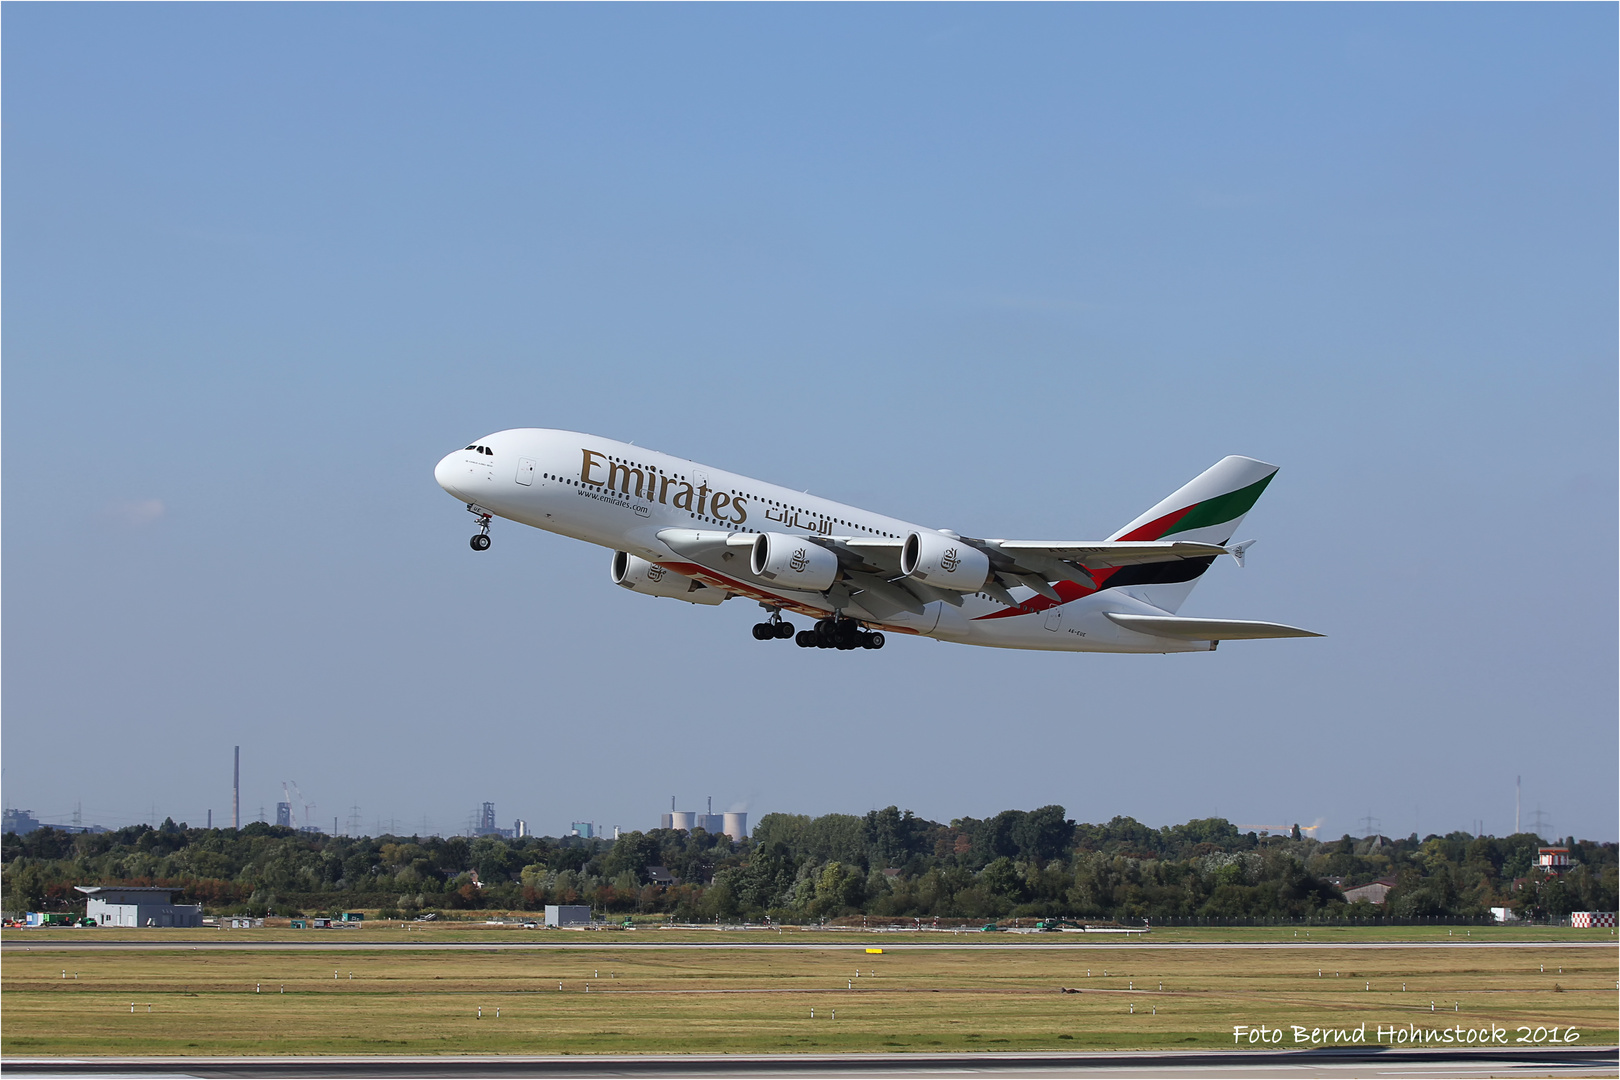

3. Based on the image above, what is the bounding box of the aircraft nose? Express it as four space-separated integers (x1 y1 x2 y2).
435 451 465 499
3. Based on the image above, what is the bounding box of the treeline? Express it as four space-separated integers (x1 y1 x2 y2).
4 807 1615 923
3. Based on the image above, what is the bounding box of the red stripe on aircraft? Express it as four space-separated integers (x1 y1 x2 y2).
970 503 1201 621
1116 504 1194 542
972 574 1116 621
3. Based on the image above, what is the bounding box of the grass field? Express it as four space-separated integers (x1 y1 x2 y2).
3 929 1614 1057
8 922 1612 945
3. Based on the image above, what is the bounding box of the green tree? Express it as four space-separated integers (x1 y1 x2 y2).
979 857 1025 903
863 807 928 867
1012 805 1073 863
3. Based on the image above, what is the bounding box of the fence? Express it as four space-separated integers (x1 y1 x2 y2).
1147 914 1497 927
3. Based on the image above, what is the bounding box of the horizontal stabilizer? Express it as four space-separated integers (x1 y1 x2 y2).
1105 613 1322 640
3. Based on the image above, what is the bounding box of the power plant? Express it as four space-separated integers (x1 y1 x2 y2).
659 796 747 839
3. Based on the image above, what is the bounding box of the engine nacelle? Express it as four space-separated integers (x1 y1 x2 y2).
749 532 839 592
611 552 726 606
901 530 990 592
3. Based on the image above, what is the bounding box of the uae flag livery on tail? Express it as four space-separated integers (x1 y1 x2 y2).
1097 456 1278 614
1112 456 1277 545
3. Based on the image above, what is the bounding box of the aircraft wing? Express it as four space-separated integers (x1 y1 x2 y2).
657 532 1243 614
1104 613 1322 640
837 538 905 574
988 539 1231 569
838 536 1234 606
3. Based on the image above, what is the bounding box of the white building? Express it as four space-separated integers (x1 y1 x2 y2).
1341 878 1396 905
658 810 747 839
544 905 591 927
75 885 203 928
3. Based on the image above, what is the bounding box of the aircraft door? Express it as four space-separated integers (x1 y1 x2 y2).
1044 607 1063 632
516 458 537 486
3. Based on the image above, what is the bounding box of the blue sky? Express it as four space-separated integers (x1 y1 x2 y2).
5 4 1614 842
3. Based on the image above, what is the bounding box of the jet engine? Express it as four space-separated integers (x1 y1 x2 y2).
611 552 726 605
749 532 839 592
901 530 990 592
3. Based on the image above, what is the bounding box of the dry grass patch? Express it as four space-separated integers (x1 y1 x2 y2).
3 938 1613 1056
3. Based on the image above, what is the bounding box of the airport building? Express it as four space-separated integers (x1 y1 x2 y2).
1341 878 1397 905
75 885 203 928
1538 847 1572 873
544 905 591 927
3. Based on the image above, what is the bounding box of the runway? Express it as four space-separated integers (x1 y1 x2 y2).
4 1047 1616 1079
4 939 1612 953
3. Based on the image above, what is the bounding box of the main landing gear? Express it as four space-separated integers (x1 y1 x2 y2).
467 504 492 551
752 606 796 641
796 617 884 650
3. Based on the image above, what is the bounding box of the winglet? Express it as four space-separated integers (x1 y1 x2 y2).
1228 539 1256 568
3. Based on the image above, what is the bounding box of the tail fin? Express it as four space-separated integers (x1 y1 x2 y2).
1104 456 1278 613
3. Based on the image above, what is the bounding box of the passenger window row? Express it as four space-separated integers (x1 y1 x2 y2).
540 472 897 538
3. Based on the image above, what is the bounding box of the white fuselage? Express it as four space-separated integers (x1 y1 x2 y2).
434 428 1212 653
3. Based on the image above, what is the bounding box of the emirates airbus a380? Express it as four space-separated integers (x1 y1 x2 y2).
433 430 1320 653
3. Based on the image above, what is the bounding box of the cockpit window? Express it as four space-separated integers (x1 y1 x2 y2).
465 445 477 451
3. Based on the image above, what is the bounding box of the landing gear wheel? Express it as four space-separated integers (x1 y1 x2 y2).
865 632 885 650
466 504 493 551
758 606 795 640
795 630 817 647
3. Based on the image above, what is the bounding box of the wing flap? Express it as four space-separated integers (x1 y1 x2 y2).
844 572 927 617
992 539 1230 569
1105 613 1322 640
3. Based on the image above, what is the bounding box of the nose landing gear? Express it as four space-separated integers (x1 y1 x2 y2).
752 606 796 641
467 504 493 551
